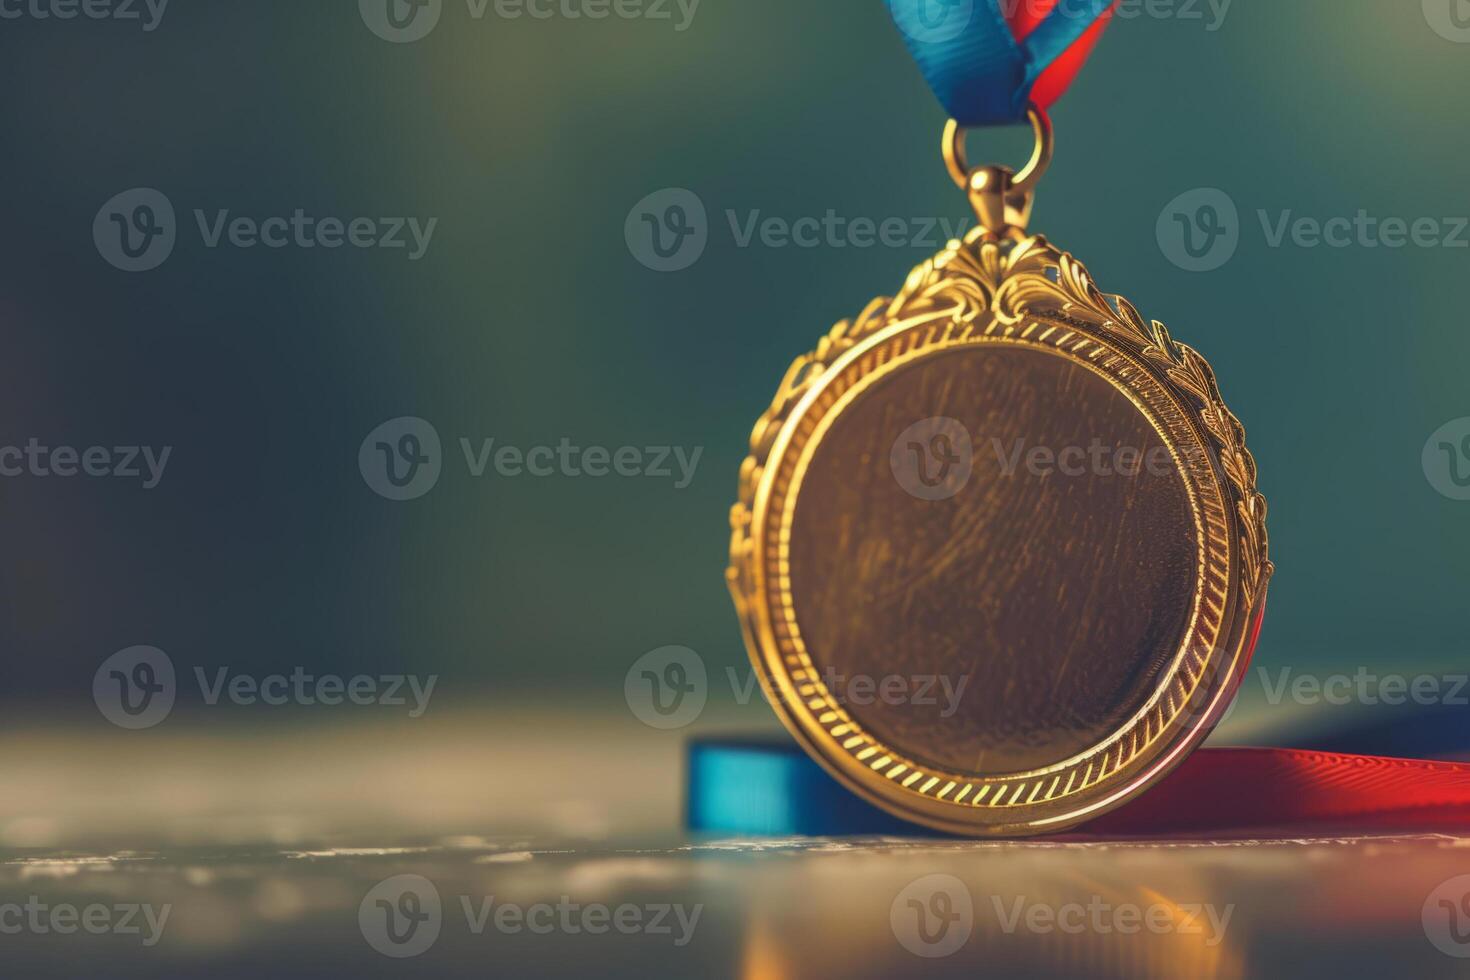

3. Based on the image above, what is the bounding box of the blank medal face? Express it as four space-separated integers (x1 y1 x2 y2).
786 344 1198 777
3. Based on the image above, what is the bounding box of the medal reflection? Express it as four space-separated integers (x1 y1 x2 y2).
727 108 1271 836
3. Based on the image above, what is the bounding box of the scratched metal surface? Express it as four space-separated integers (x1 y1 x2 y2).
788 345 1198 774
3 706 1469 978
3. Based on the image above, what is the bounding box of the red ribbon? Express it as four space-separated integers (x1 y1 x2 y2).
1008 0 1117 111
1089 748 1470 836
1087 601 1470 835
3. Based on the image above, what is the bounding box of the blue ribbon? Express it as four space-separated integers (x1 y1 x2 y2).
687 736 929 836
887 0 1113 126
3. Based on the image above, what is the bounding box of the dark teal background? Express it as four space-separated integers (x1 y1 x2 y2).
0 1 1466 709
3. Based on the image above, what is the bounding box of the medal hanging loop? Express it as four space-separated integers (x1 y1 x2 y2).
942 105 1053 236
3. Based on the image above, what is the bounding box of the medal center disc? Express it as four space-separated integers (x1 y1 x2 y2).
787 343 1198 775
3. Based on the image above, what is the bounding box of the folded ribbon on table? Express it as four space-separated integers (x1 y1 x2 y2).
687 732 1470 838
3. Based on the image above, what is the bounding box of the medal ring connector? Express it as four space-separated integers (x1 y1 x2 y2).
943 104 1053 236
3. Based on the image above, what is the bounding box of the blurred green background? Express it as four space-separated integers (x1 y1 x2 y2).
0 0 1466 714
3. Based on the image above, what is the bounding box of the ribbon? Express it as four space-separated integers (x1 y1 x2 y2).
687 739 1470 839
688 604 1470 837
887 0 1116 126
687 602 1470 837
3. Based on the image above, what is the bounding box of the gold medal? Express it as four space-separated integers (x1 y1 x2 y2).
726 109 1272 836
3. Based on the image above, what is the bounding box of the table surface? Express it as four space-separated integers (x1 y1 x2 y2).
3 702 1468 978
